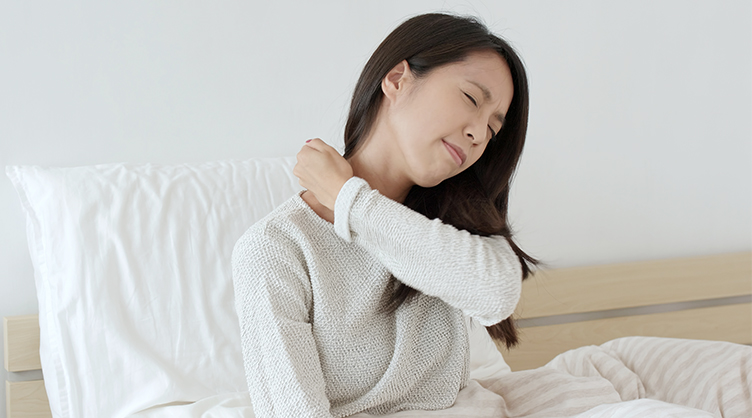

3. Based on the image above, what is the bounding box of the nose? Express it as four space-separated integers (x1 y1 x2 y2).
464 119 485 145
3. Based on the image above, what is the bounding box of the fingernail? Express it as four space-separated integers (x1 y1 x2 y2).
306 139 312 143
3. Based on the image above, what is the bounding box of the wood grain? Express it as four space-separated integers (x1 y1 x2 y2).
500 302 752 371
3 315 41 372
516 252 751 319
6 380 51 418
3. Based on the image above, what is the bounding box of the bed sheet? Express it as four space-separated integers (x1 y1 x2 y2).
130 336 751 418
128 386 716 418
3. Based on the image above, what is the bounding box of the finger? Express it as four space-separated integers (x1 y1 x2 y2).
296 145 320 162
299 143 316 154
304 138 324 149
303 138 339 156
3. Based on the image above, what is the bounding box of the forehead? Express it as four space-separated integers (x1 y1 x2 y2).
455 50 510 74
434 50 513 100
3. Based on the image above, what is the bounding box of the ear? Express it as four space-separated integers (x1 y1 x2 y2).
381 60 412 103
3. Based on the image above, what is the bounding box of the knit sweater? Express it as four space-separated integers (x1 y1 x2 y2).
232 176 522 418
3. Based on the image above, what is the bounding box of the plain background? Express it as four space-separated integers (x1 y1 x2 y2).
1 1 750 415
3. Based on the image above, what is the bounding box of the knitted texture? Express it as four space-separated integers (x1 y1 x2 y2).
232 177 522 417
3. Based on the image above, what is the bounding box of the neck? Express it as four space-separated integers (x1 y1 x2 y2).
299 132 413 225
347 156 412 204
347 115 414 204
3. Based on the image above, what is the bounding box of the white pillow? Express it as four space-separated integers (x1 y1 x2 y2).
466 315 512 380
7 157 510 417
7 158 302 418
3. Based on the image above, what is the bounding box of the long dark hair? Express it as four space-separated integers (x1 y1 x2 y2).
343 13 538 349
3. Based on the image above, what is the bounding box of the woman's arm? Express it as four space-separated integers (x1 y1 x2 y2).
293 138 522 326
232 228 334 418
334 176 522 326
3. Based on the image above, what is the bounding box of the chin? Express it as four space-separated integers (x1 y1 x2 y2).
414 172 455 188
411 162 461 188
416 179 443 188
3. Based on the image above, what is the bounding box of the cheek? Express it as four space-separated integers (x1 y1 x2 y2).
467 143 489 166
404 88 457 132
391 85 462 156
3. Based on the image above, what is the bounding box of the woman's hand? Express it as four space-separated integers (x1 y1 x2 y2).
293 138 353 211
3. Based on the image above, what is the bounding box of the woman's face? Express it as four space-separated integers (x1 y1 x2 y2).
385 49 514 187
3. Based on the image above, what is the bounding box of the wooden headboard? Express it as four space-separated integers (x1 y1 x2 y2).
4 252 752 417
4 315 49 418
499 252 752 369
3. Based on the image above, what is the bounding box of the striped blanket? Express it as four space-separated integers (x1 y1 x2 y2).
132 337 751 417
351 337 752 418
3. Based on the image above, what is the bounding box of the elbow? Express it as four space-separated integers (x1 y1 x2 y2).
486 283 521 325
498 278 522 321
475 256 523 325
501 256 523 318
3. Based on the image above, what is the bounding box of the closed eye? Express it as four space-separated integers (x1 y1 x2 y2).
464 92 477 106
465 91 498 140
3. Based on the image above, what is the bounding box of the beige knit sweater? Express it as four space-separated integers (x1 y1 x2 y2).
232 176 522 417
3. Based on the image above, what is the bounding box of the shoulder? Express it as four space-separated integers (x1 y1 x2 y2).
232 194 322 267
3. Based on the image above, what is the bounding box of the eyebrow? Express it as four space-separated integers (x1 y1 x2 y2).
469 80 507 127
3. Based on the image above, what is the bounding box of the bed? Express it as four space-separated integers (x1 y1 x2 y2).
4 158 751 418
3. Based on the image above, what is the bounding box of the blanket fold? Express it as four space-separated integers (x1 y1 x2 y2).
350 336 752 418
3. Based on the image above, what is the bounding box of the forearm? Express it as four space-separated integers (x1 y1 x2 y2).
237 316 334 417
333 177 522 325
233 234 334 417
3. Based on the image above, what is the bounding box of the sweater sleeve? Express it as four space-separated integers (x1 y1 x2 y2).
333 176 522 326
232 227 334 418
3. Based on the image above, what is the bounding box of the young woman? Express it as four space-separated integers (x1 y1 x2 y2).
232 12 537 417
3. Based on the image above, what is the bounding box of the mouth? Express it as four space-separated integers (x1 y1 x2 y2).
442 140 466 166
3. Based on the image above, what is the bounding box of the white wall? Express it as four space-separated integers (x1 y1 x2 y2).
1 1 749 415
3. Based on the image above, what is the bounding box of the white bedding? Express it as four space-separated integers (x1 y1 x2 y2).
132 336 751 418
8 159 751 417
7 159 303 417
